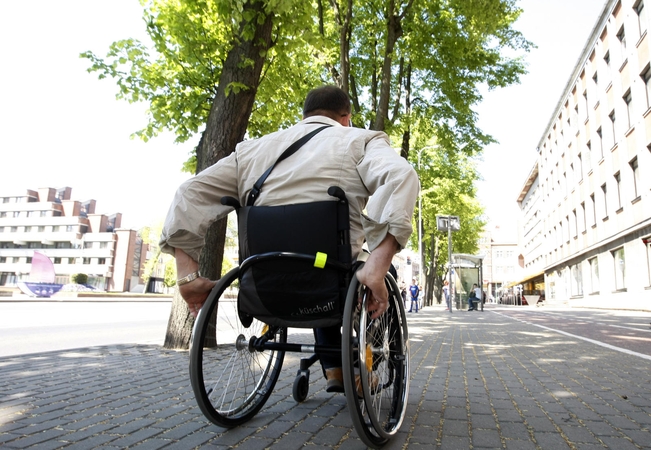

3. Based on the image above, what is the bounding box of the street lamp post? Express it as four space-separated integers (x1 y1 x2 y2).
437 215 460 313
417 150 423 288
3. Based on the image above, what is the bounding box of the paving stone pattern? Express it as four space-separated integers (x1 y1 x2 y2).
1 307 650 449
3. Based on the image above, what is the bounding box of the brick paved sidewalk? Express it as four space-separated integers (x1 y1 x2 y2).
1 306 650 449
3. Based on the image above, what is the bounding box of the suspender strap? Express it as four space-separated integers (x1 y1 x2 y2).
246 125 331 206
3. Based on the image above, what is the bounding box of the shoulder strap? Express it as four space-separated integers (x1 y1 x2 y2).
246 125 332 206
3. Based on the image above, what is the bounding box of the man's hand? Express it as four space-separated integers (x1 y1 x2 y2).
179 277 217 317
174 248 216 317
356 264 388 320
355 233 399 320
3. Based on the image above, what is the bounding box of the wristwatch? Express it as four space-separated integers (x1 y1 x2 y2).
177 271 200 286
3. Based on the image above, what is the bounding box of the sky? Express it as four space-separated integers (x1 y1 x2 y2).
0 0 607 232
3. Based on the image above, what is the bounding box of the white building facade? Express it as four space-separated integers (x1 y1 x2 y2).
0 187 149 293
517 0 651 309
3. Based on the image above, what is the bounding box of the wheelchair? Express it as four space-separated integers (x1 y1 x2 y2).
188 187 410 448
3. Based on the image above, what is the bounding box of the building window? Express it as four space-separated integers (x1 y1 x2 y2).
66 225 75 232
630 157 640 199
572 210 578 238
609 110 617 146
590 193 596 226
623 90 633 130
84 242 94 249
52 226 60 232
99 242 109 249
635 0 647 37
614 172 622 211
40 211 47 217
589 257 599 293
0 257 5 263
99 258 106 265
10 227 17 233
577 153 583 181
581 202 586 232
38 226 45 232
12 212 19 218
54 257 61 264
613 247 626 290
83 258 91 264
601 183 609 219
586 141 592 171
571 264 583 296
596 127 604 159
643 66 651 111
617 25 627 59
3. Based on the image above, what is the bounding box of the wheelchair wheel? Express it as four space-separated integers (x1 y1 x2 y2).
292 372 310 402
342 268 409 449
189 267 287 428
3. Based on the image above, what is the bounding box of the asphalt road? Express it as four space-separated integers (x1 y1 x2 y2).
0 299 172 357
492 307 651 358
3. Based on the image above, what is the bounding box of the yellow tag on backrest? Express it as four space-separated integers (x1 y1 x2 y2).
314 252 327 269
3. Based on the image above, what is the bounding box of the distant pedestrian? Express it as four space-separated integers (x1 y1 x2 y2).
408 279 419 313
443 280 450 310
400 282 407 308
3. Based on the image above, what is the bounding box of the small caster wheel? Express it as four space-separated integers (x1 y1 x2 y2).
293 373 309 402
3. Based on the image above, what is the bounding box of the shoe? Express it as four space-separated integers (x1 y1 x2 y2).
325 368 344 393
355 372 379 397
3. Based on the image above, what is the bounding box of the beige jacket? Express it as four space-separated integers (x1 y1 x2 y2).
160 116 419 262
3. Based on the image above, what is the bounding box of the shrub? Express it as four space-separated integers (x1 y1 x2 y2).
71 273 88 285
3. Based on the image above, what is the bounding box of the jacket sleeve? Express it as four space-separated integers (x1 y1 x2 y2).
159 152 239 262
356 135 419 252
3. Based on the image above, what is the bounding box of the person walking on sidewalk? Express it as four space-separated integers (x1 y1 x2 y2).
443 280 450 310
408 279 419 313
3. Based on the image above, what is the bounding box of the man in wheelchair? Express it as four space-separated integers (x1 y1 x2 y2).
160 85 418 393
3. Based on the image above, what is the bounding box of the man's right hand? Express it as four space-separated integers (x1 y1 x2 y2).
355 233 399 320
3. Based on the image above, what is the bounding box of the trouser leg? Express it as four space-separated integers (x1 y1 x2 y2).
314 326 342 371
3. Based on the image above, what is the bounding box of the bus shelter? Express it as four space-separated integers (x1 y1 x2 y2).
450 253 484 311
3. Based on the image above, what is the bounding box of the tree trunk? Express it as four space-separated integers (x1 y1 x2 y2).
373 0 401 131
399 62 411 160
339 0 353 93
163 0 274 350
163 289 196 349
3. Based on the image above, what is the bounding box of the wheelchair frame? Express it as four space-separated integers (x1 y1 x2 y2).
188 256 410 448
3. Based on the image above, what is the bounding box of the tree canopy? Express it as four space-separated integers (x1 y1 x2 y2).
82 0 531 164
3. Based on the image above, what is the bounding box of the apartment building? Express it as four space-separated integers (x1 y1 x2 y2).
479 226 522 301
0 187 149 292
517 0 651 309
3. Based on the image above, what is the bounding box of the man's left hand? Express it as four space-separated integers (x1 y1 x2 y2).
179 277 216 317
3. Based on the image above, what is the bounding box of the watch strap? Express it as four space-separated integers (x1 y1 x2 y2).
177 271 200 286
